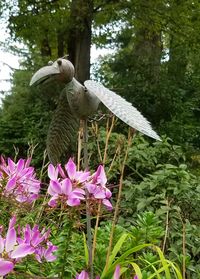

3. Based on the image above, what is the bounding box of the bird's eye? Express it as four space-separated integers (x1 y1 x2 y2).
57 59 62 66
48 61 53 66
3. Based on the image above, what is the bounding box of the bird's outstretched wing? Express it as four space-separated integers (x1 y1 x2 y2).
84 80 161 141
47 88 79 164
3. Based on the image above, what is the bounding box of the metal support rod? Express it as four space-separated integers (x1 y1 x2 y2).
83 119 93 278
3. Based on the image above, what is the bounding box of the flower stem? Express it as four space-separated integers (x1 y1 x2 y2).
162 198 170 253
83 119 93 279
92 116 115 262
105 129 134 271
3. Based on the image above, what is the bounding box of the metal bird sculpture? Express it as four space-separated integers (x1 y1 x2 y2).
30 57 161 164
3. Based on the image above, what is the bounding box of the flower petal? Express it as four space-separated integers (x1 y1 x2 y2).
48 164 58 180
76 270 89 279
73 188 85 195
114 265 120 279
5 177 16 192
48 196 58 207
75 171 90 183
0 260 14 276
5 228 16 252
7 158 15 172
67 198 81 207
24 158 31 168
16 159 25 173
61 178 72 195
65 158 76 179
48 180 62 195
93 188 106 199
86 183 96 194
9 216 16 230
94 165 107 186
105 188 112 199
57 164 66 178
10 243 35 259
31 231 43 247
102 199 113 211
0 235 5 253
44 245 58 262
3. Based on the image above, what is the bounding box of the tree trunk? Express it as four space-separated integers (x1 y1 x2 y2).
133 27 162 84
132 0 162 85
40 35 52 58
67 0 93 83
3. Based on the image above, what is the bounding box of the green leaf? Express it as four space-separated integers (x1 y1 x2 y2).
153 246 171 279
166 260 183 279
101 233 128 277
103 244 152 278
130 262 143 279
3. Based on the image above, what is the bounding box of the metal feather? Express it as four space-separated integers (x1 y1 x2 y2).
46 87 79 164
84 80 161 141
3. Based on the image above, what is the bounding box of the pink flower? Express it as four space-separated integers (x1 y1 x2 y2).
76 270 89 279
0 216 35 276
19 224 58 263
47 159 112 211
92 165 107 186
65 158 90 184
75 271 100 279
34 241 58 263
47 159 89 208
86 165 113 210
0 217 57 276
47 163 85 207
0 157 40 203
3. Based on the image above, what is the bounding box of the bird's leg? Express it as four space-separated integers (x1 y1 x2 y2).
82 119 93 278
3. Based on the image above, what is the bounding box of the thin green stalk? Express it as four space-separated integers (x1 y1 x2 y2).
182 221 186 279
83 119 93 279
92 116 116 262
162 198 170 253
105 129 134 271
103 116 115 164
77 122 82 171
91 122 103 162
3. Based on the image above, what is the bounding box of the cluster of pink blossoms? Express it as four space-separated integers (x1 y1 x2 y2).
0 157 40 203
47 158 112 211
0 216 57 276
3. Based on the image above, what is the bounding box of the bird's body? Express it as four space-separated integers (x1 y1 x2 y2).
30 57 160 164
66 78 100 119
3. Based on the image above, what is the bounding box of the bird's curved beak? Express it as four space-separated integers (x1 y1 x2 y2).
30 63 61 86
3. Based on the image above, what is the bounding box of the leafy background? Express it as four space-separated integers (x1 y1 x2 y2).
0 0 200 278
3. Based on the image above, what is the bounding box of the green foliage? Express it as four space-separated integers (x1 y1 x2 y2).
50 219 182 279
0 68 65 167
1 0 200 277
92 0 200 152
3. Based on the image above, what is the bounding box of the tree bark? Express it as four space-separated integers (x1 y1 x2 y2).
40 34 52 58
133 27 162 84
67 0 93 83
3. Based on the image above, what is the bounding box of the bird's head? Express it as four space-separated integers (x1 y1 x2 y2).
30 57 75 86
